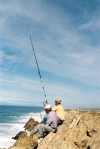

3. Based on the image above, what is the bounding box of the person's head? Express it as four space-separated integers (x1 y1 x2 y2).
44 104 52 114
55 98 61 106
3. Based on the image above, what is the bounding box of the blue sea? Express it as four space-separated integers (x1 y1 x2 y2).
0 105 45 148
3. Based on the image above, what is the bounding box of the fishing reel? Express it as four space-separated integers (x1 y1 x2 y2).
42 100 48 106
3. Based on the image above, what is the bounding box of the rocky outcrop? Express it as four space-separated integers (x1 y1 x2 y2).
9 110 100 149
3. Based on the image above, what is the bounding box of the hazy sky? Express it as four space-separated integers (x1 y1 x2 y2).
0 0 100 108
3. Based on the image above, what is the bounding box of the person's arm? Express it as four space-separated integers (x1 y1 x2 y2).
46 115 52 126
52 106 59 111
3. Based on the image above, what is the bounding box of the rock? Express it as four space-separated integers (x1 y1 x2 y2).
9 118 39 149
8 110 100 149
24 117 39 131
25 141 38 149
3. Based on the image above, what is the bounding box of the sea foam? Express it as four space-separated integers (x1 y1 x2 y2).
0 110 45 148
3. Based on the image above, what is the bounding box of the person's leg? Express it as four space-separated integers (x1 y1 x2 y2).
27 124 40 137
38 124 55 138
42 116 48 124
57 119 63 125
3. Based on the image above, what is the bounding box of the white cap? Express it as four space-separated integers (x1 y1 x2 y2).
45 104 51 110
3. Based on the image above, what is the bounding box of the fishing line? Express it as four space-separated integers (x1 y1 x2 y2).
19 2 47 101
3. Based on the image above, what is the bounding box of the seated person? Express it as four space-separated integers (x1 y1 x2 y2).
26 104 58 143
43 98 65 125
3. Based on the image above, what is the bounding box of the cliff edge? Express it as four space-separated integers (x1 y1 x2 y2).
8 110 100 149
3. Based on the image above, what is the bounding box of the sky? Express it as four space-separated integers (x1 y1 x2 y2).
0 0 100 109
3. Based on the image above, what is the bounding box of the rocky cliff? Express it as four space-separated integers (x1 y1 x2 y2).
8 110 100 149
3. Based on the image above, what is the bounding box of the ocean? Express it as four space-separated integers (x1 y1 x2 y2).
0 105 45 148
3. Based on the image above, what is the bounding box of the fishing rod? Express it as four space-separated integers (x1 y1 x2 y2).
19 2 47 104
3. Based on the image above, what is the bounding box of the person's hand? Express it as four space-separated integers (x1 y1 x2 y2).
43 102 47 106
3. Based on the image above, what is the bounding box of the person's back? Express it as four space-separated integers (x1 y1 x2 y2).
46 110 58 129
52 104 65 121
52 98 65 125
